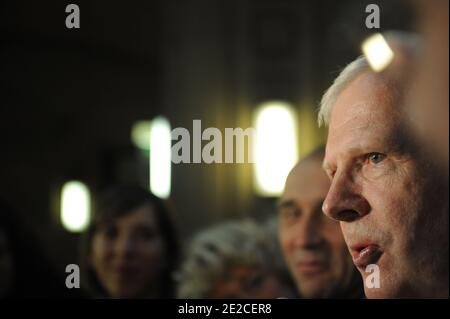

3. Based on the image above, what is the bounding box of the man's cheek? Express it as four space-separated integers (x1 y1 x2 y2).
363 162 402 188
279 233 290 254
327 229 346 252
340 224 352 245
360 174 399 216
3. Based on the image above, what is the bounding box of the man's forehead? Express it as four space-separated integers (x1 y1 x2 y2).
286 160 321 184
281 164 303 199
331 74 392 126
325 72 399 161
282 160 329 198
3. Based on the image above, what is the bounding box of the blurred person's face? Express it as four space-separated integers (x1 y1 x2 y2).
279 160 355 298
408 0 449 167
0 228 14 298
207 265 292 299
90 204 167 298
322 71 449 298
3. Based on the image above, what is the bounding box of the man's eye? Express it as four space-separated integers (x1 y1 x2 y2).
283 208 300 219
368 152 386 164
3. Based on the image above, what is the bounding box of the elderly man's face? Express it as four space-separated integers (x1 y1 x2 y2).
279 159 355 298
323 71 448 298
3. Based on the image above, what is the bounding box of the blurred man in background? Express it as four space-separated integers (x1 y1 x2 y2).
278 147 363 298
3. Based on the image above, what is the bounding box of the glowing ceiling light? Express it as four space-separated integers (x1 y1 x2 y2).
149 116 171 199
253 101 299 196
362 33 395 72
61 181 91 232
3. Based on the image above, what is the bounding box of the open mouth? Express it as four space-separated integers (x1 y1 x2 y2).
350 243 383 269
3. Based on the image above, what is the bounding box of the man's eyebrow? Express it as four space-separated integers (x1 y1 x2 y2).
276 199 295 210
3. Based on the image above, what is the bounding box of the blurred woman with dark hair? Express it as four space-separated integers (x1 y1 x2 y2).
80 184 180 298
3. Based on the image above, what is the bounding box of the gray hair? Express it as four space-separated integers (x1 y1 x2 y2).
318 31 421 127
175 219 282 298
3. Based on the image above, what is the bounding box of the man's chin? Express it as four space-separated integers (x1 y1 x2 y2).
360 268 406 299
297 276 336 299
363 287 388 299
364 285 410 299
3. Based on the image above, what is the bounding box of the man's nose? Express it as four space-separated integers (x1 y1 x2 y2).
294 217 322 248
322 171 370 222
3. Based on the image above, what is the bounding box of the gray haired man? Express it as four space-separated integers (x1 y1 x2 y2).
319 32 448 298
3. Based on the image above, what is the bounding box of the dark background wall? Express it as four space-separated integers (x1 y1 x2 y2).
1 0 415 271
